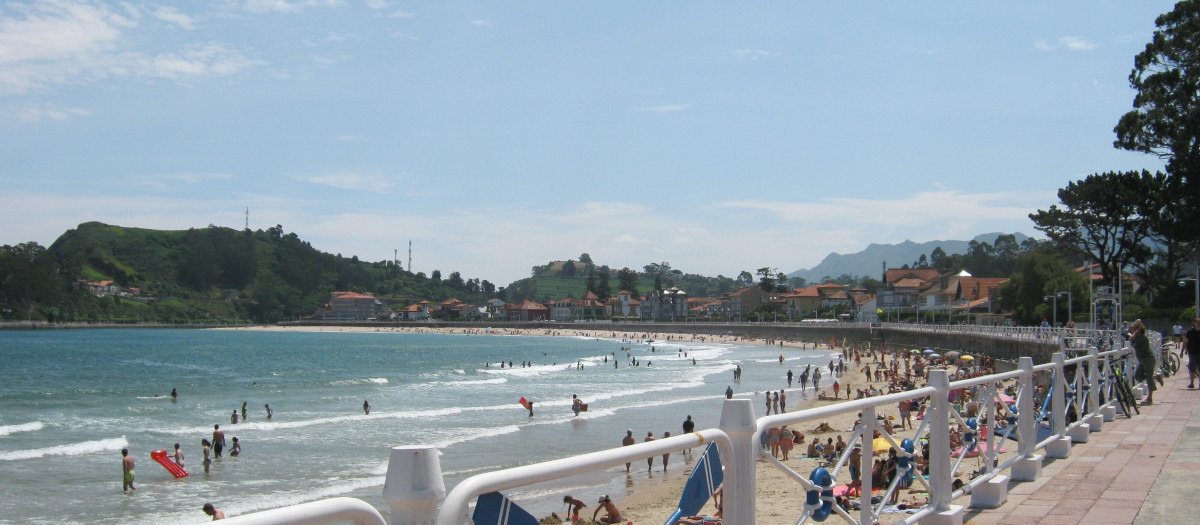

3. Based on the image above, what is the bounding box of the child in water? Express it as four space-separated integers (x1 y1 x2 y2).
230 437 241 457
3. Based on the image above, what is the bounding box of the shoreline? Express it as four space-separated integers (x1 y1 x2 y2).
227 324 977 524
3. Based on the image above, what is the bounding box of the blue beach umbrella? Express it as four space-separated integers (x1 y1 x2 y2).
663 441 724 525
473 491 539 525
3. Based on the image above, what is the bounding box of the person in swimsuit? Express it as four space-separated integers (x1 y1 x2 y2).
265 404 273 419
363 400 371 415
202 503 226 520
173 443 185 468
241 402 248 422
121 448 136 492
231 410 239 425
644 431 656 471
230 437 241 457
170 388 178 401
622 430 635 472
212 425 225 458
201 439 212 473
661 431 671 471
592 495 622 524
562 495 586 518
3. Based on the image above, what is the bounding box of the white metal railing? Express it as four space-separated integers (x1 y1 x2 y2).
408 347 1139 525
216 497 385 525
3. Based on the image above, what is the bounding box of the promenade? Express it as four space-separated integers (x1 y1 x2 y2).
964 367 1199 524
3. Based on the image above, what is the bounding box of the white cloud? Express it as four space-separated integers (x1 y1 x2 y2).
151 6 196 30
127 172 234 189
471 19 492 27
1034 36 1096 52
0 2 262 94
243 0 345 14
386 10 413 19
637 104 688 113
15 102 90 122
295 172 399 192
1059 36 1095 51
364 0 387 9
732 49 778 60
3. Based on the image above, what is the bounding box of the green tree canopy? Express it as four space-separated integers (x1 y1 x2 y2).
1114 0 1200 238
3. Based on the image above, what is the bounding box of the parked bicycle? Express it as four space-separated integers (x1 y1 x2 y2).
1160 343 1181 378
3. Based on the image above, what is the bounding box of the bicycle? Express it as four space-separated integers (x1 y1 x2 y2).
1106 356 1140 418
1160 344 1180 377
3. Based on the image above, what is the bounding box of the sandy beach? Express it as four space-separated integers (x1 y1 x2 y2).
230 324 997 524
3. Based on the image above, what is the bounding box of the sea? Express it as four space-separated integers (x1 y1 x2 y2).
0 328 841 524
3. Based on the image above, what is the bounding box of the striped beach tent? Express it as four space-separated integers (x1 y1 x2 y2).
663 441 723 525
473 491 538 525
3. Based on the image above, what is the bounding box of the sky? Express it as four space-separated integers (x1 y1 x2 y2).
0 1 1177 287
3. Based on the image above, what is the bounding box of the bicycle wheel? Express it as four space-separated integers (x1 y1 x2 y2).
1168 353 1180 375
1118 379 1140 416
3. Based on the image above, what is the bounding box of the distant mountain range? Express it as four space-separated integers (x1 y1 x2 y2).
787 232 1032 283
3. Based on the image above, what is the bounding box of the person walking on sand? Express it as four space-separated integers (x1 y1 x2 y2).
202 503 226 520
644 431 656 471
212 425 226 458
779 389 787 413
772 391 780 414
173 443 185 468
661 431 671 471
622 430 635 472
765 391 772 415
121 448 136 492
682 415 695 453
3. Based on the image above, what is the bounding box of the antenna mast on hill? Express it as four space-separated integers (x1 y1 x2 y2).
408 241 412 274
394 249 400 271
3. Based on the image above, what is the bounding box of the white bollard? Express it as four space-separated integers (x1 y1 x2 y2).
383 446 446 525
719 398 757 525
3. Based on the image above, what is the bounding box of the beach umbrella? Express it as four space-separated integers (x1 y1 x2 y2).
944 351 961 358
960 355 975 362
664 442 723 525
872 437 894 452
910 349 920 354
929 353 941 359
922 348 935 354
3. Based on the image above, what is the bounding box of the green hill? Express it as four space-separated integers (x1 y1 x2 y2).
1 222 498 323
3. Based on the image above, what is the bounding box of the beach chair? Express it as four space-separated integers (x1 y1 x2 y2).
663 441 723 525
472 491 539 525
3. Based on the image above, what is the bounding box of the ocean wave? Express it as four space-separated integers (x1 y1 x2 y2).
0 436 128 461
426 424 520 449
328 377 389 386
154 407 463 435
224 474 386 517
0 421 44 436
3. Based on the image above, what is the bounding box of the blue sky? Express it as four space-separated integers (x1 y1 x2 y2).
0 1 1175 286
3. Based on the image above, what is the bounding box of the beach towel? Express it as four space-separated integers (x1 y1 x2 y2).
663 442 723 525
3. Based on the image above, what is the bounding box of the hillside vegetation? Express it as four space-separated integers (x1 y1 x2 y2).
1 222 498 323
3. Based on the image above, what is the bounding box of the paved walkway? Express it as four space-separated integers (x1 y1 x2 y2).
962 365 1200 524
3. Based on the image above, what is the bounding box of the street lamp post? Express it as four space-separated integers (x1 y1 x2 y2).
1044 295 1058 327
1055 290 1072 326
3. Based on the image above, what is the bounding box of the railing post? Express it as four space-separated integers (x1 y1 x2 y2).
1086 347 1103 432
719 398 756 525
383 446 446 525
1046 353 1071 458
924 369 963 525
1099 357 1117 422
1011 356 1042 481
859 405 877 525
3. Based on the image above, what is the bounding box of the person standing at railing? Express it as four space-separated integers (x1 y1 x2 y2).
1183 318 1200 389
1130 320 1157 405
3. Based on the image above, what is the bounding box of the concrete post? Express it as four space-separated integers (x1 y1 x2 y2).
382 446 446 525
1011 356 1042 481
719 398 756 525
923 369 963 525
1047 353 1071 458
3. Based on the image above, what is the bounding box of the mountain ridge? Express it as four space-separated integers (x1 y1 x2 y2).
788 232 1032 283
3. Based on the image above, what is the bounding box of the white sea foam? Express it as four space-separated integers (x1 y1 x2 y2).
427 424 520 449
224 474 386 517
0 421 44 436
154 407 463 435
328 377 389 386
0 436 128 461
